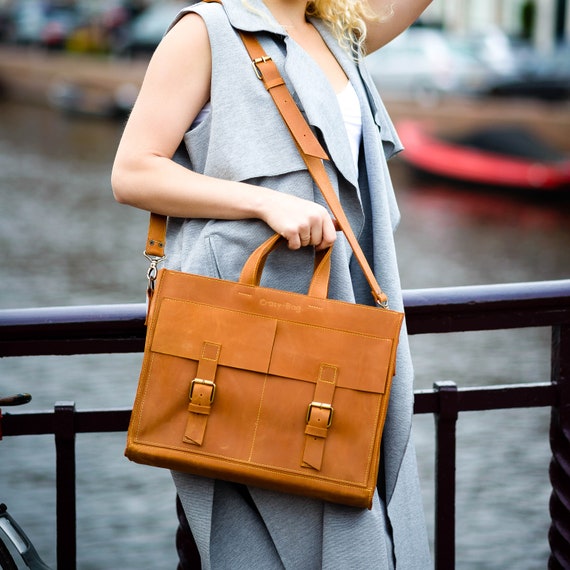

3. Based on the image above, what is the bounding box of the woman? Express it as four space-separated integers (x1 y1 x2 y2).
113 0 432 567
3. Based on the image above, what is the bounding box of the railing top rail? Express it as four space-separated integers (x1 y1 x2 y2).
0 279 569 357
404 279 570 334
405 279 570 307
0 302 146 355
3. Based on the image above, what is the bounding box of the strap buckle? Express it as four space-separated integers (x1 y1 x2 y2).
251 56 272 80
190 379 217 404
306 402 334 428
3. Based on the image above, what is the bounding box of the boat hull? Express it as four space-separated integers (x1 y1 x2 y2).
396 121 570 191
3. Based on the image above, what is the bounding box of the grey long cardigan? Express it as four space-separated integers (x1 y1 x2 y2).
165 1 431 567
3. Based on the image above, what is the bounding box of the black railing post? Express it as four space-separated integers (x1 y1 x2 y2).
549 324 570 569
55 402 77 570
176 495 201 570
434 381 458 570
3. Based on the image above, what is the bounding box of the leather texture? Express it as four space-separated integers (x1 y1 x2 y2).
126 233 403 508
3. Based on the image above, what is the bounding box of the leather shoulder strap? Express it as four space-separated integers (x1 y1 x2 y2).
237 32 387 307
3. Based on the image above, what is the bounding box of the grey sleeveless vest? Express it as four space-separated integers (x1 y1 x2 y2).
166 1 431 567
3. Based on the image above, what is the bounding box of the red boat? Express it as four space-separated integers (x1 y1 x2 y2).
396 120 570 191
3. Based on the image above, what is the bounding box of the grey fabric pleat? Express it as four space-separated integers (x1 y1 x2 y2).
173 471 398 570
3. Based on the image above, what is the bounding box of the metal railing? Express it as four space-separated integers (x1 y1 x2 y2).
1 279 569 569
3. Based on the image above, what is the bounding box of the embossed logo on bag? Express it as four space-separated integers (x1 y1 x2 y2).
260 299 302 314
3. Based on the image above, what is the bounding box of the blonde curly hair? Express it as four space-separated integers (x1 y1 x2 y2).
306 0 393 57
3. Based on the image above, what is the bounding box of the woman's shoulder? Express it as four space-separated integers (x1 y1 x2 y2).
169 1 231 29
159 9 210 56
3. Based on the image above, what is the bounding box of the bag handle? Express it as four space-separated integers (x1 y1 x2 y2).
239 233 333 299
144 6 389 308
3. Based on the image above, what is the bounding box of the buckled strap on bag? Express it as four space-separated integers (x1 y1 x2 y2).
302 364 338 470
184 342 221 446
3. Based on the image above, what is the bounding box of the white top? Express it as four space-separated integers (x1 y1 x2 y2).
336 81 362 170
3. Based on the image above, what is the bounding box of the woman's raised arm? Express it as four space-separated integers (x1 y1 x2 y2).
364 0 432 54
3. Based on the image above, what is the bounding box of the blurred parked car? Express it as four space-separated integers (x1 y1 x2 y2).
11 0 44 44
0 5 12 42
122 1 187 56
7 0 149 53
40 6 80 49
11 0 81 49
456 26 519 76
484 44 570 101
365 27 498 105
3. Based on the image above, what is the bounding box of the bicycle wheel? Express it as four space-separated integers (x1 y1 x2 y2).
0 538 18 570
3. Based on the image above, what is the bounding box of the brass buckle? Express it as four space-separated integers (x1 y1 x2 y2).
306 402 333 428
189 379 216 404
251 56 272 80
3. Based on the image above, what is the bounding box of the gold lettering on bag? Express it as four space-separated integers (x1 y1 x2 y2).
259 299 302 313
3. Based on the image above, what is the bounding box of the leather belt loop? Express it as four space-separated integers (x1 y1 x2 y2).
184 342 221 446
146 213 167 258
302 364 338 471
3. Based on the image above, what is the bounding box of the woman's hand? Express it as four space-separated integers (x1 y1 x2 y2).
258 191 337 251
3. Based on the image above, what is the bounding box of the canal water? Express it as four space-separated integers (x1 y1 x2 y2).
1 100 569 569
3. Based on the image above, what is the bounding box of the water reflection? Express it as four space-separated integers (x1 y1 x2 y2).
1 101 569 569
391 163 568 570
1 102 148 309
391 162 570 290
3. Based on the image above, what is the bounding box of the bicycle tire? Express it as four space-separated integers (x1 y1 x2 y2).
0 538 18 570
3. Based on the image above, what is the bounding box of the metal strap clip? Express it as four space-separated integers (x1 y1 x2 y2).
144 252 165 297
375 297 390 309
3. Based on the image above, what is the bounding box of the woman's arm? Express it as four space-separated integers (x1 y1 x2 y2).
364 0 433 53
111 14 336 250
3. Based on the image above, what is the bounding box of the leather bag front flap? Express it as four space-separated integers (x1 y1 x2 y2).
150 287 396 394
151 297 277 375
269 321 394 393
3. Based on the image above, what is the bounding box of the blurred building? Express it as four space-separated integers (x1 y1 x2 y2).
1 0 567 52
422 0 569 51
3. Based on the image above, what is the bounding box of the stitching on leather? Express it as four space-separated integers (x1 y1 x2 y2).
319 364 337 384
248 373 269 462
161 296 396 340
201 342 221 361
